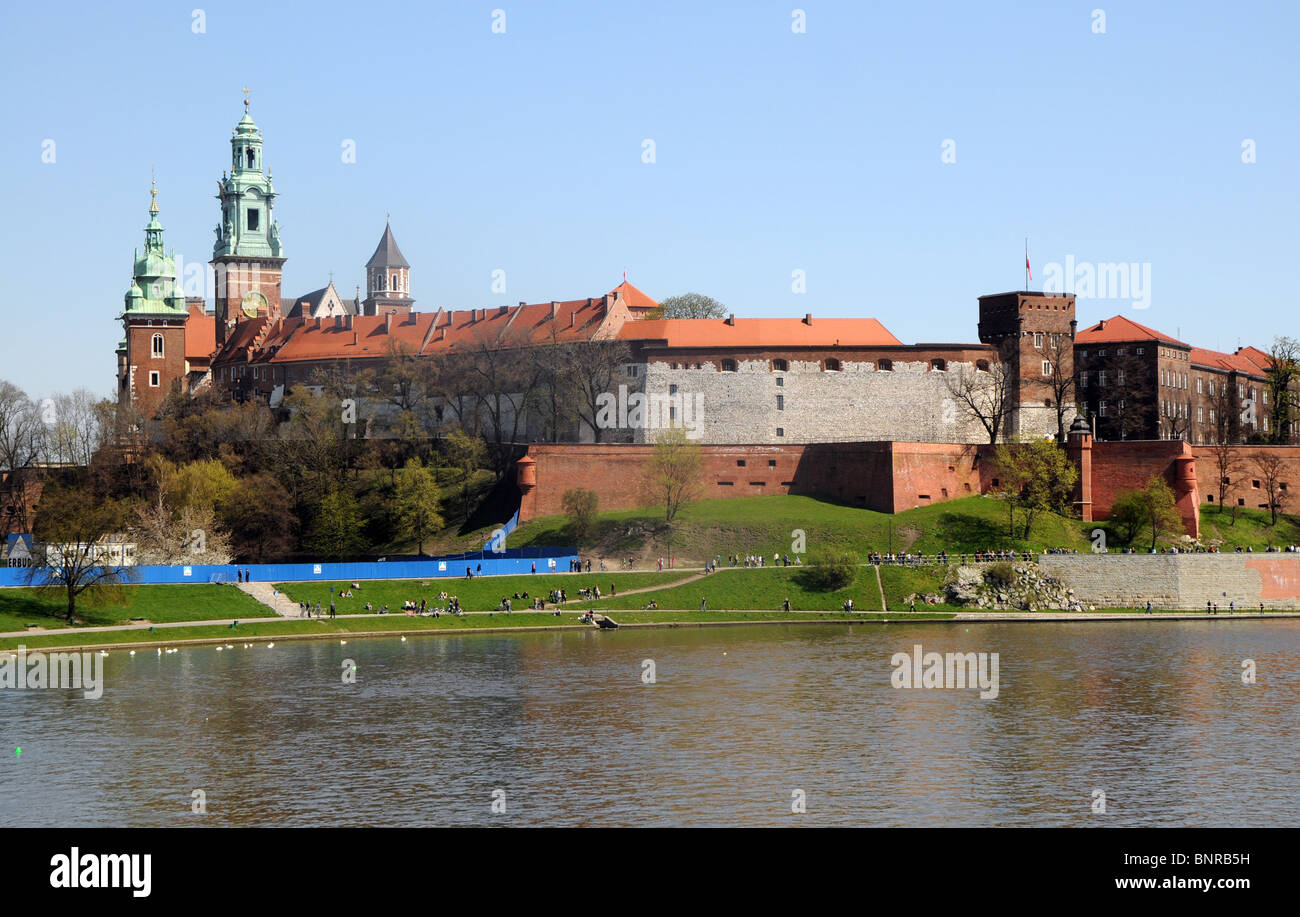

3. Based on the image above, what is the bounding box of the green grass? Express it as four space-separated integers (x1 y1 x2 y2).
274 571 690 613
0 609 957 651
0 584 275 630
878 566 965 611
584 566 886 612
1191 504 1300 551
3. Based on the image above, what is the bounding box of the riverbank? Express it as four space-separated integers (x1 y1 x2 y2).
3 607 1296 653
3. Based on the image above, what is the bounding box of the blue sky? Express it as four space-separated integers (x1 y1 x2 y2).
1 0 1296 398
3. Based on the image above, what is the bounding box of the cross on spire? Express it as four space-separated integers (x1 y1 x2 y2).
242 87 251 108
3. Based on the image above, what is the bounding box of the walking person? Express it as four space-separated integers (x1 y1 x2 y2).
329 601 335 618
700 597 707 612
1145 600 1152 614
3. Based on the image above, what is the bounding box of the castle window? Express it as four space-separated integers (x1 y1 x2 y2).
1041 360 1052 377
1034 332 1043 348
776 428 785 437
930 359 946 372
392 273 399 291
721 359 737 372
776 377 784 387
149 371 160 388
247 208 259 231
1136 347 1144 355
151 333 164 358
772 359 788 372
737 460 746 467
975 359 990 372
1196 377 1203 394
1117 369 1125 385
824 359 841 372
1079 371 1088 387
776 394 784 411
245 147 255 168
877 359 893 372
669 384 678 395
1098 371 1107 387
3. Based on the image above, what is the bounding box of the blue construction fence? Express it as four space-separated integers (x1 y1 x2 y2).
0 546 579 588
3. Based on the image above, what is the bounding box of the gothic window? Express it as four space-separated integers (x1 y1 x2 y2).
392 273 399 291
151 333 164 358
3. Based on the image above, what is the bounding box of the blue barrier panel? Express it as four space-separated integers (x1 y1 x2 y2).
0 548 581 587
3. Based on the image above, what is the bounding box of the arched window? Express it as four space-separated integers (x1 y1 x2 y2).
824 358 841 372
930 358 947 372
392 273 399 291
246 147 255 168
876 358 893 372
771 359 788 372
151 333 164 358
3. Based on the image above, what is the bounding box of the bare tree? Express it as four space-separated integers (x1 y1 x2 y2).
1266 336 1299 444
1207 440 1245 523
0 381 45 476
1042 334 1077 441
944 362 1012 444
569 340 632 443
1254 452 1289 526
1161 400 1192 441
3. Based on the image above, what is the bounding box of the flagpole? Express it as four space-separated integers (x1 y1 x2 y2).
1024 238 1028 291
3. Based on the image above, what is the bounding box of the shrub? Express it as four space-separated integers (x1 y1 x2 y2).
561 488 599 541
985 562 1016 588
799 551 858 591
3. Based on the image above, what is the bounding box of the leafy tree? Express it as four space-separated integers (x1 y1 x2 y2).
989 438 1078 539
309 489 365 560
650 293 728 320
28 484 136 622
646 427 703 522
394 457 444 555
439 429 488 520
219 474 295 562
1111 476 1183 550
561 488 599 541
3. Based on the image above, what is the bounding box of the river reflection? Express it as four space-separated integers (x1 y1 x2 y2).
1 621 1297 826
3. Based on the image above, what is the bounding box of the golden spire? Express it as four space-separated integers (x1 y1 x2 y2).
242 86 251 109
150 168 158 213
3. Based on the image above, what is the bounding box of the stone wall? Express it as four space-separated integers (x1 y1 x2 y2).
1038 553 1300 609
633 356 993 445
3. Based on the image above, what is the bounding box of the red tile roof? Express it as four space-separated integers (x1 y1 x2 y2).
1075 315 1188 347
185 303 216 362
617 317 903 349
1189 346 1268 377
609 281 657 310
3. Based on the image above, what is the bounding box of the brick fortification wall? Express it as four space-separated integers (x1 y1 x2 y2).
1190 445 1300 514
517 441 991 520
1038 554 1300 609
1089 440 1199 536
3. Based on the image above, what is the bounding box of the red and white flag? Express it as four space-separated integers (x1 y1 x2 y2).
1025 254 1032 281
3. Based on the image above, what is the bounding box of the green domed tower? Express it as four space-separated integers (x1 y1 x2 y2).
211 91 286 344
117 181 190 418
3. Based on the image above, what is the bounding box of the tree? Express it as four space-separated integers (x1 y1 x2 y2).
309 489 365 560
799 551 857 591
394 457 444 554
28 483 136 622
568 341 632 443
945 362 1012 444
439 429 487 521
561 488 599 541
1265 336 1299 444
1042 334 1078 441
650 293 728 320
0 380 45 478
646 427 703 522
1111 476 1182 550
46 389 106 466
219 474 295 562
1206 374 1243 445
1207 440 1244 523
1254 453 1289 526
133 495 233 565
988 438 1078 539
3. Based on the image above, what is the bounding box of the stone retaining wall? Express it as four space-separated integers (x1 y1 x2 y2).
1037 553 1300 610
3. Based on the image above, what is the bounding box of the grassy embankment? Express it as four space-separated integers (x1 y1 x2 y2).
435 494 1300 565
0 584 274 633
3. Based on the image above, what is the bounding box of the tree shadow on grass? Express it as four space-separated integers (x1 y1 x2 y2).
926 512 1009 550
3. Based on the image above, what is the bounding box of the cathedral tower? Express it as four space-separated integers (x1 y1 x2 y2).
211 92 285 344
118 181 190 419
362 220 414 316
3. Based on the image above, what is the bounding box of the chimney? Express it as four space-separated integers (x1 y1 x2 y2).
439 326 446 341
385 312 394 333
334 315 343 329
1098 319 1106 330
803 313 813 325
725 314 735 326
345 314 354 331
587 297 593 307
569 310 575 329
479 307 486 322
550 301 559 320
314 316 322 330
519 301 526 308
352 332 358 346
498 304 509 316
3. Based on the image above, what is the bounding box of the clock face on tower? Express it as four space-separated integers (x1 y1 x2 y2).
240 290 267 318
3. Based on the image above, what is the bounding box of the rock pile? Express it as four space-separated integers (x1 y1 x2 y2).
930 563 1094 612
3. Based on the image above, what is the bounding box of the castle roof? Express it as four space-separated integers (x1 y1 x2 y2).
1188 346 1268 378
366 222 409 269
185 303 216 362
1075 315 1188 347
608 280 657 310
617 316 904 349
